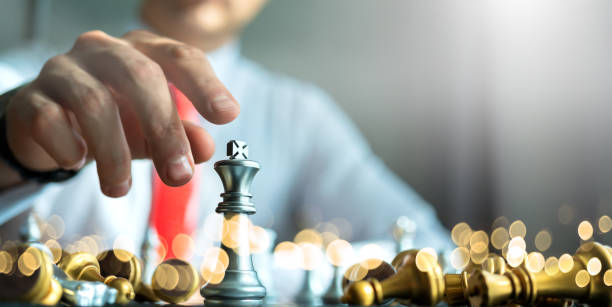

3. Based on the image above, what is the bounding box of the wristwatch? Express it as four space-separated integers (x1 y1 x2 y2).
0 85 78 183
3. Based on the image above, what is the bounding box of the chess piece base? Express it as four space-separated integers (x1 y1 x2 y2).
204 298 263 307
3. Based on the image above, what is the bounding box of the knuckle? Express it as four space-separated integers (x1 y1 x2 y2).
30 102 62 137
73 85 110 115
74 30 110 48
167 43 204 61
124 57 164 83
41 54 70 73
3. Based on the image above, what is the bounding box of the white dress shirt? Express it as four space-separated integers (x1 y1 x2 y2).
0 39 452 260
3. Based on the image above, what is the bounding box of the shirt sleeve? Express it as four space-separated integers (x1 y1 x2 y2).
0 47 52 225
290 88 453 251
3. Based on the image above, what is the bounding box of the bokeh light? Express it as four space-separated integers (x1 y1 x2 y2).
534 230 552 252
344 263 368 282
17 247 40 276
326 239 354 267
544 257 559 276
578 221 594 241
450 247 470 270
321 232 339 248
358 244 384 270
273 241 303 269
113 235 135 261
330 218 353 241
172 234 195 260
155 263 180 290
575 270 590 288
491 216 509 229
200 248 228 285
469 231 489 253
587 257 602 276
221 215 245 250
294 229 323 248
416 248 438 272
599 215 612 233
491 227 509 250
451 223 472 247
45 215 65 240
558 254 574 273
509 220 526 238
300 242 323 271
0 251 14 274
44 240 62 264
506 246 525 268
604 270 612 286
525 252 545 273
249 225 270 254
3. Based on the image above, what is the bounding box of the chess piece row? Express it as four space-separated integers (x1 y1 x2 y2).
0 242 199 306
342 241 612 307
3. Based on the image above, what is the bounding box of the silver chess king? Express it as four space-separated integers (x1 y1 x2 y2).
201 140 266 306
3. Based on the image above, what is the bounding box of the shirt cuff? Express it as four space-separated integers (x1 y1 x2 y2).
0 181 47 225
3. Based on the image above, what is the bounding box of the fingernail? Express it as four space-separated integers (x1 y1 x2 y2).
104 178 131 197
68 156 86 170
167 155 193 182
211 95 238 113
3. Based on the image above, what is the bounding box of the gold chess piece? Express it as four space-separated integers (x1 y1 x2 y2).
60 251 135 304
97 249 158 302
468 241 612 307
342 249 445 306
0 245 62 305
151 258 200 303
444 253 507 306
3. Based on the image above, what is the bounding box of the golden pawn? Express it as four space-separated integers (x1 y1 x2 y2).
0 245 62 305
60 252 135 304
342 249 445 306
151 258 200 303
467 242 612 307
97 249 158 302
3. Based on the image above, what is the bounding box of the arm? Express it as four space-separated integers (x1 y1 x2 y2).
292 90 452 250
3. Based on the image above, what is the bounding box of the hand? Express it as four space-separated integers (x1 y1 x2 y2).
3 30 239 197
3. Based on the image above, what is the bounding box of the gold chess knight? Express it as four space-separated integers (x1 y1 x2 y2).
342 242 612 307
200 140 266 306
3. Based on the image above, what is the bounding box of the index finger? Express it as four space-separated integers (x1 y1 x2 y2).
122 30 240 125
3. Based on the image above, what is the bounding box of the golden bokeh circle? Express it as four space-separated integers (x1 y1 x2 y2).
587 257 602 276
491 227 509 250
415 249 437 272
509 220 527 238
450 247 470 270
599 215 612 233
604 270 612 286
534 230 552 252
578 221 594 241
559 254 574 273
469 231 489 253
326 239 354 267
451 223 472 247
294 229 323 248
525 252 545 273
544 257 559 276
575 270 590 288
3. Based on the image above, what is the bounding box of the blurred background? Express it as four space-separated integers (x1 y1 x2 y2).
0 0 611 255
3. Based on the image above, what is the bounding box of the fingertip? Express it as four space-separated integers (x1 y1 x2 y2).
183 120 215 163
102 177 131 198
205 94 240 125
